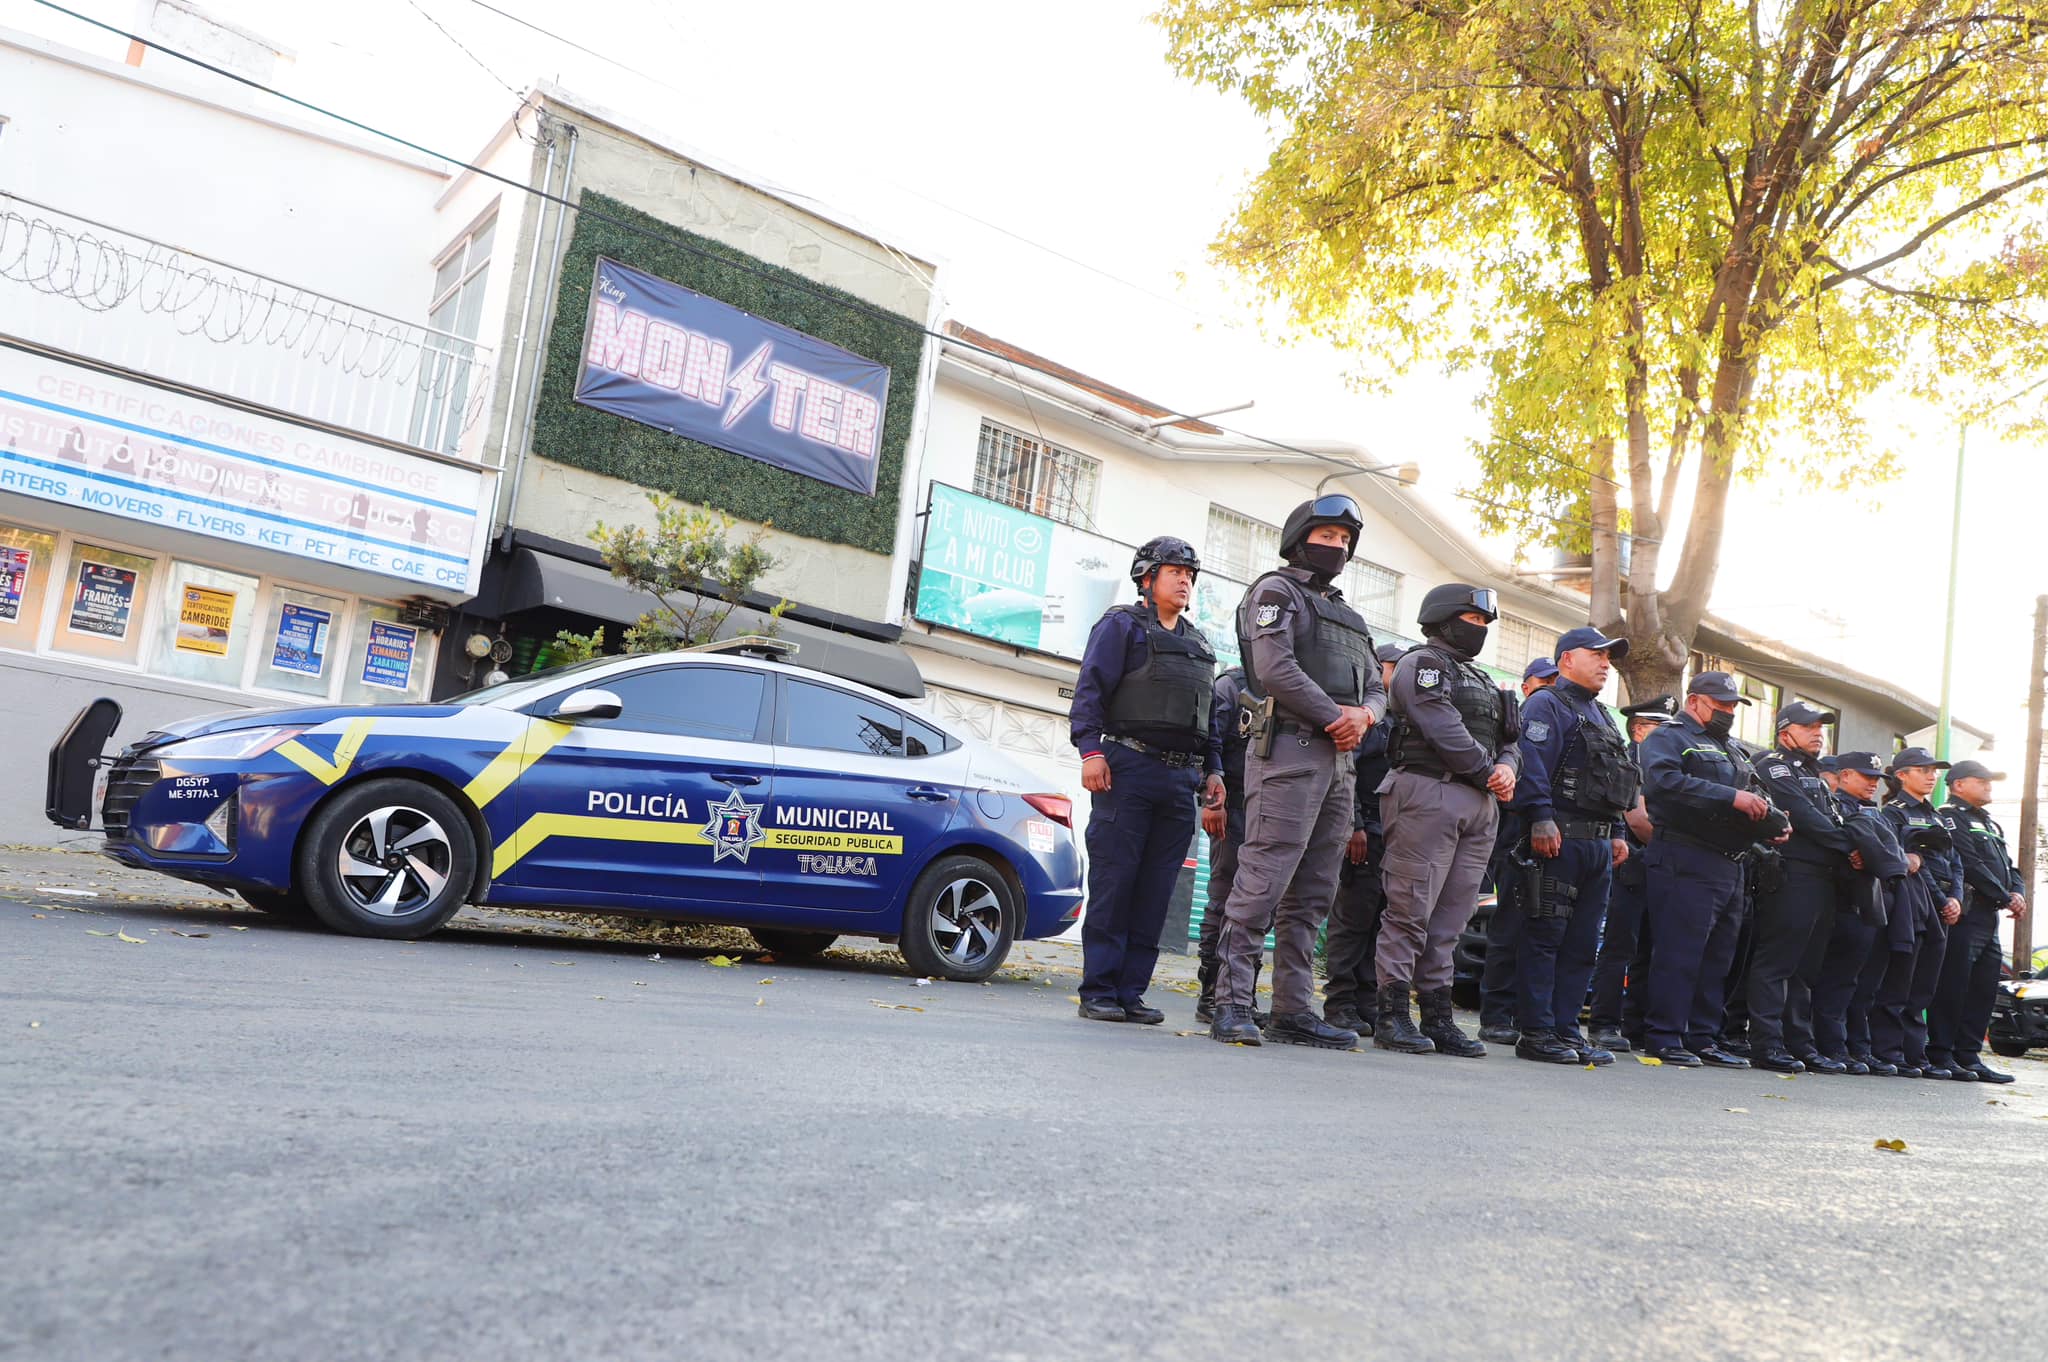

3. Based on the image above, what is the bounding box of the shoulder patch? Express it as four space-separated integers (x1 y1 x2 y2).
1767 763 1791 779
1525 719 1550 743
1416 667 1442 689
1254 603 1281 628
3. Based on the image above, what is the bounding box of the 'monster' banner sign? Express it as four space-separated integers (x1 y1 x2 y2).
573 257 891 496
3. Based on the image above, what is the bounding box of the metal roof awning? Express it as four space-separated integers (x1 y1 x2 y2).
499 548 926 700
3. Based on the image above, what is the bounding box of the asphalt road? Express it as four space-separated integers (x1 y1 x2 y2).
4 881 2045 1362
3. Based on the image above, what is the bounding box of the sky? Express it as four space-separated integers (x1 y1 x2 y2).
11 0 2046 799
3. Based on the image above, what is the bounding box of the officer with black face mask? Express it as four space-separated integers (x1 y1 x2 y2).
1069 536 1225 1025
1208 495 1384 1050
1373 583 1520 1057
1636 673 1790 1066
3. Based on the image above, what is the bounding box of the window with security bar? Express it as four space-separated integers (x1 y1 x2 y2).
1488 613 1548 676
972 420 1101 528
408 212 496 456
1205 506 1400 628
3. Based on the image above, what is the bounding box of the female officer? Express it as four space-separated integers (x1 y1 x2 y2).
1871 749 1965 1077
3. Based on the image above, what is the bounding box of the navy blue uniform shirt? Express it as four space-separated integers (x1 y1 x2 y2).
1511 677 1618 825
1638 710 1751 841
1069 604 1222 777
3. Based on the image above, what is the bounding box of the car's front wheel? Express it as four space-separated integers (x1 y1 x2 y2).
297 778 476 940
749 928 837 958
897 854 1017 983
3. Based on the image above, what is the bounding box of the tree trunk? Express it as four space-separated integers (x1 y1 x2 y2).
1616 637 1690 711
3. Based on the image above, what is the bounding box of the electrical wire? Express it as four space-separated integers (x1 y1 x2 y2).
29 0 1635 547
405 0 522 100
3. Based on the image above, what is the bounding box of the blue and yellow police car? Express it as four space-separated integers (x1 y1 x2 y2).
46 639 1083 981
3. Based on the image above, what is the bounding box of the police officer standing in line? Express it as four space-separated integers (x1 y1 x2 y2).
1587 694 1676 1053
1812 752 1909 1074
1508 628 1639 1065
1070 537 1226 1024
1195 663 1261 1025
1321 641 1408 1034
1373 585 1519 1056
1872 749 1965 1076
1208 495 1384 1049
1746 701 1858 1074
1931 759 2028 1084
1474 656 1561 1043
1637 674 1788 1067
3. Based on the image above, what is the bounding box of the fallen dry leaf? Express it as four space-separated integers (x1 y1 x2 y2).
226 925 249 931
757 977 775 985
1174 1029 1200 1037
85 929 117 937
1583 1063 1597 1070
632 981 647 987
1725 1107 1749 1114
1873 1138 1909 1154
755 997 764 1007
1762 1094 1790 1102
115 931 146 944
552 961 575 967
28 1021 41 1029
869 1000 925 1012
1778 1073 1797 1081
166 929 211 939
1067 995 1082 1004
707 955 738 968
1635 1054 1663 1066
755 953 776 964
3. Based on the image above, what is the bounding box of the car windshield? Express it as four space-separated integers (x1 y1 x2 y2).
447 656 624 705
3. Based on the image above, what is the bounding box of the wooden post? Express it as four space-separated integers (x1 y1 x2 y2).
2017 594 2046 974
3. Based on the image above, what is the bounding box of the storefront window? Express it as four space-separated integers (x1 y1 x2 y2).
258 586 351 699
152 562 261 687
337 603 433 705
50 542 156 668
0 523 57 652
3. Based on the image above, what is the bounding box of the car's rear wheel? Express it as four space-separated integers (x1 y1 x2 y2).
1989 1039 2031 1058
297 778 476 940
749 928 837 958
897 854 1016 983
238 888 318 924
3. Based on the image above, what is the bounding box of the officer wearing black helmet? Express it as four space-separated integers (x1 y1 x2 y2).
1069 536 1226 1024
1373 583 1520 1057
1208 495 1384 1050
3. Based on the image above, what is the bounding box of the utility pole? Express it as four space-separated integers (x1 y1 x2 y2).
2018 594 2046 975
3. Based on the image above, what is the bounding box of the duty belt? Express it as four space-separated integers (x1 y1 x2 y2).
1272 719 1333 742
1555 819 1614 840
1660 829 1748 862
1100 733 1203 768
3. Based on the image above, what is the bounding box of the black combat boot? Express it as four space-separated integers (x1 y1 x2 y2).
1418 987 1486 1058
1208 1004 1263 1046
1265 1010 1360 1050
1323 1001 1369 1033
1373 982 1435 1054
1195 954 1217 1024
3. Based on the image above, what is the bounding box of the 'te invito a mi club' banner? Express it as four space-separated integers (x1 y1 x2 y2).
573 257 891 496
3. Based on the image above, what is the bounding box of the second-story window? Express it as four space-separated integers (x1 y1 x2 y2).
409 212 496 456
1206 505 1400 629
973 420 1100 528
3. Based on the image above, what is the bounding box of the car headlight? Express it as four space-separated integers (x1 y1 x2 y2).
158 726 308 760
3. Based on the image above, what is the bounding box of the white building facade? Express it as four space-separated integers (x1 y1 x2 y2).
0 15 506 840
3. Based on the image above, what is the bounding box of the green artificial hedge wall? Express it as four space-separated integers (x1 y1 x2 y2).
529 190 925 555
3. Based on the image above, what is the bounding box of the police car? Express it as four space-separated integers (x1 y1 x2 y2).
45 640 1083 981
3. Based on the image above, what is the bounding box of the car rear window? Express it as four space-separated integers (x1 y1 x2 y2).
784 679 945 758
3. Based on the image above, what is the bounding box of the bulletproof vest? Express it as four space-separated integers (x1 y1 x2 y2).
1653 726 1766 853
1103 605 1215 748
1217 669 1253 794
1389 646 1507 776
1238 572 1375 713
1556 706 1641 819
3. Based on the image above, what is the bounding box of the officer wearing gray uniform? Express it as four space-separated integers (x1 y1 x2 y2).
1208 494 1385 1049
1374 584 1521 1056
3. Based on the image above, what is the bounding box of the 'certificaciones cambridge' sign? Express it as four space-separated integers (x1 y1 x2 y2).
573 257 891 497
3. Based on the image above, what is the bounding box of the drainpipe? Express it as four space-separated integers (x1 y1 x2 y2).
492 113 558 481
501 120 580 544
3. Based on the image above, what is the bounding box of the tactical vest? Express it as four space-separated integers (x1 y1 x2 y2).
1556 706 1641 819
1104 605 1215 749
1389 647 1507 777
1237 573 1375 714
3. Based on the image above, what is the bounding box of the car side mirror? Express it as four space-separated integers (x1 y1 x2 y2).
547 688 623 722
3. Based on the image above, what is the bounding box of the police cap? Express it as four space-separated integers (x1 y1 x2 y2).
1686 672 1750 704
1834 751 1888 777
1417 583 1499 627
1887 746 1950 774
1376 642 1409 665
1522 656 1558 682
1619 693 1677 719
1553 625 1629 661
1948 759 2005 783
1130 536 1200 585
1775 699 1839 728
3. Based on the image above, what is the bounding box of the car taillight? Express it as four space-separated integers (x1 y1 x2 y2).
1023 793 1072 828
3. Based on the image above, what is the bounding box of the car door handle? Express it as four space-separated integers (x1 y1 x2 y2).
711 771 763 787
905 785 951 802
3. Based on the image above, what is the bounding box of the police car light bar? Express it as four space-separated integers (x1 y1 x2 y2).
686 634 800 660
